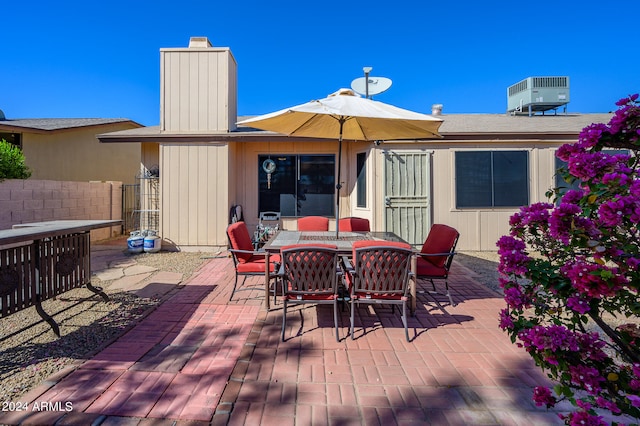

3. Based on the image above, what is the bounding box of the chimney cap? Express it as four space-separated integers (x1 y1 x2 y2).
189 37 212 48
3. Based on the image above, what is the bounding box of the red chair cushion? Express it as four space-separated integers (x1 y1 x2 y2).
416 256 447 278
283 293 337 301
297 216 329 231
281 243 337 251
235 254 281 273
351 240 412 259
227 222 255 263
338 217 370 232
419 224 459 268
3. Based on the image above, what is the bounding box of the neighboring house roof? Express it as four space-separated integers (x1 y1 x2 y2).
97 113 614 143
0 118 141 133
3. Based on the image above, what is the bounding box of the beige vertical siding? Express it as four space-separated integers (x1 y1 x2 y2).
160 143 229 249
22 123 141 185
343 142 375 228
160 47 237 133
428 141 566 251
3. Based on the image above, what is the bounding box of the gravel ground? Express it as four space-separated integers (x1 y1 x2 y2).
0 248 499 403
0 249 209 402
457 251 502 294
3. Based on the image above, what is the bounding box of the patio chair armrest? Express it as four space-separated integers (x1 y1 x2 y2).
416 251 456 258
229 248 263 256
340 255 355 275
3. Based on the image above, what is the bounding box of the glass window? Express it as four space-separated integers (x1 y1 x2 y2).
0 132 21 149
455 151 529 208
258 154 335 217
356 152 366 208
554 149 630 201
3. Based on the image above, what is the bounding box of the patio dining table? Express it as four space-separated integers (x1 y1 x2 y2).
0 219 122 336
261 230 417 312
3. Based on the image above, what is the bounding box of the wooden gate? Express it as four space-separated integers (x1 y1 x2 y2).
383 150 432 246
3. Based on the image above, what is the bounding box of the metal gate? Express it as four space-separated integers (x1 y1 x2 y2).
122 183 140 234
383 150 432 246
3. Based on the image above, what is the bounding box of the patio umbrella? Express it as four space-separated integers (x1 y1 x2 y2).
237 88 444 236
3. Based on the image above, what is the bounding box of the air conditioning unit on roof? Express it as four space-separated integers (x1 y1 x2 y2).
507 76 570 115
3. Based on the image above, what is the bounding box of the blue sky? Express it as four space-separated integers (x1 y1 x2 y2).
2 1 638 127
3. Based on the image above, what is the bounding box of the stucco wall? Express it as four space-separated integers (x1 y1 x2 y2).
0 179 122 241
22 122 141 185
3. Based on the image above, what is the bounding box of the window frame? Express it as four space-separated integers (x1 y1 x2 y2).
258 153 336 218
356 151 367 208
454 149 530 209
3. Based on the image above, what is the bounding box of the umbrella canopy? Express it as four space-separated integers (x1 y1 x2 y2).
238 88 443 141
238 89 444 236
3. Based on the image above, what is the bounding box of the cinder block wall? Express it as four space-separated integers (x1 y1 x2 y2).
0 180 123 241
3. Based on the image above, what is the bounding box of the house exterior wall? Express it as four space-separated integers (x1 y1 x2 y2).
159 142 229 250
21 122 141 184
232 138 351 233
160 43 237 133
0 179 122 240
428 140 562 251
360 139 565 251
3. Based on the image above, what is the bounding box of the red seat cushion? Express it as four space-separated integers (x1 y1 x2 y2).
281 243 337 251
338 217 370 232
297 216 330 231
235 254 281 273
419 224 459 268
416 256 446 278
227 221 255 263
283 293 337 301
351 240 412 259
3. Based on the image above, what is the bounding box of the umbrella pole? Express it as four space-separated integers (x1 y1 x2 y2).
335 119 344 238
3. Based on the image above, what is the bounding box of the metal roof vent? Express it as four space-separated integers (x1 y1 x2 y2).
431 104 443 115
507 76 570 116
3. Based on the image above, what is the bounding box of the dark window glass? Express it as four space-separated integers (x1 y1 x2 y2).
0 132 21 149
356 152 366 208
554 149 629 202
258 154 335 217
456 152 492 208
456 151 529 208
493 151 529 207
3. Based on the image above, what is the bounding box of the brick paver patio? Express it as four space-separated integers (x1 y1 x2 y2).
1 250 582 425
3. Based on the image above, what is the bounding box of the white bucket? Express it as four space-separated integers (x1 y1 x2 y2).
143 235 161 253
127 232 144 253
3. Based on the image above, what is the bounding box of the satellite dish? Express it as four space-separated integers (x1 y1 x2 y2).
351 77 392 97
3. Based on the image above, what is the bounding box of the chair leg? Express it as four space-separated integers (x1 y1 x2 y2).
333 300 339 342
350 299 355 340
445 280 455 307
281 299 287 341
230 275 245 301
271 277 278 306
402 301 409 342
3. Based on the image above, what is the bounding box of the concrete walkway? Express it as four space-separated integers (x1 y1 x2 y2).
1 245 590 425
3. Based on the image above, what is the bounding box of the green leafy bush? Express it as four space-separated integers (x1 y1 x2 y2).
0 139 31 180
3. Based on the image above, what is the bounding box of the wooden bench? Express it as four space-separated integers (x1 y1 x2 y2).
0 220 121 336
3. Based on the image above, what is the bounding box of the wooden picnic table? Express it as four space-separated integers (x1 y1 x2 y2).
0 220 122 336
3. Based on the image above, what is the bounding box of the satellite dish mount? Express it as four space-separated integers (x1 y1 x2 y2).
351 67 392 99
